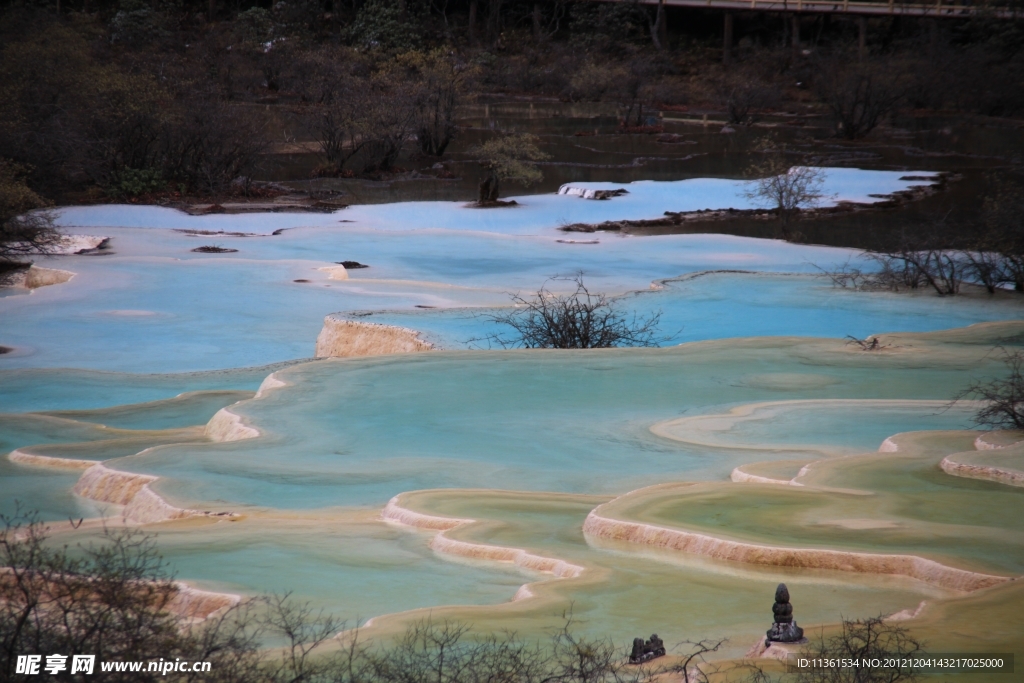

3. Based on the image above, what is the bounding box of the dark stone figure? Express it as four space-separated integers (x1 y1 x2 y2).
628 634 667 664
766 583 805 644
630 638 645 663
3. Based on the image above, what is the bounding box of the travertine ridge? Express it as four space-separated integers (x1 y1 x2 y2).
205 407 259 442
582 506 1010 592
315 316 433 359
9 449 95 470
382 496 585 590
940 455 1024 488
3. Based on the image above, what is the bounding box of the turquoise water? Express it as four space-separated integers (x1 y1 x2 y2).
656 400 975 454
117 346 994 512
1 174 1022 645
361 273 1024 349
4 169 987 373
0 365 288 414
40 390 252 431
148 519 534 621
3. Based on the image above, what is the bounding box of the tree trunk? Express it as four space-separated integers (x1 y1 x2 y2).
857 16 867 60
478 174 499 203
533 2 542 42
650 0 666 50
657 0 668 48
723 12 733 65
208 0 215 21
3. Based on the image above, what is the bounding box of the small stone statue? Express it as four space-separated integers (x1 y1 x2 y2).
628 634 667 664
630 638 645 663
766 583 805 644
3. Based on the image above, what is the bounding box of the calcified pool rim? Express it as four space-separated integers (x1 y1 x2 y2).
4 325 1021 655
3 177 1024 665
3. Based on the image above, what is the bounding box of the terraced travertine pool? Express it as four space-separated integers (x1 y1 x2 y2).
1 172 1022 675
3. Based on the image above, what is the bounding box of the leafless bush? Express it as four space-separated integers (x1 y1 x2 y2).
869 249 967 296
353 77 417 174
298 61 367 174
845 335 891 351
814 55 906 139
813 260 870 289
953 350 1024 431
820 251 964 295
404 51 468 157
717 74 779 126
568 61 622 102
744 136 826 235
796 616 923 683
160 98 267 195
961 247 1008 294
974 179 1024 293
300 65 415 176
1 510 746 683
480 274 665 348
1 159 60 270
616 57 658 128
2 510 205 681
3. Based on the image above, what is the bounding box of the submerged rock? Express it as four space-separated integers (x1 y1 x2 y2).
557 185 630 200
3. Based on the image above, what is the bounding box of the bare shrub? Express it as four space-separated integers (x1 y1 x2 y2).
299 61 415 176
868 249 967 296
568 61 623 102
567 3 648 54
400 51 470 157
615 57 658 128
3 510 748 683
813 260 870 290
371 615 726 683
975 179 1024 292
1 510 205 680
953 350 1024 431
353 76 417 174
820 249 966 296
0 159 60 270
717 73 779 126
160 98 267 195
481 274 665 348
845 335 891 351
814 55 906 139
0 510 371 683
299 64 366 174
864 252 928 291
744 136 826 236
796 616 923 683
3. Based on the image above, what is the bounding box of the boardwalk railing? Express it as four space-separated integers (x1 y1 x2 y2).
607 0 1022 18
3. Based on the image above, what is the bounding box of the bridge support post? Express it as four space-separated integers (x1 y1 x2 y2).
858 16 867 59
656 0 668 49
469 0 478 43
791 14 801 53
723 12 734 65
